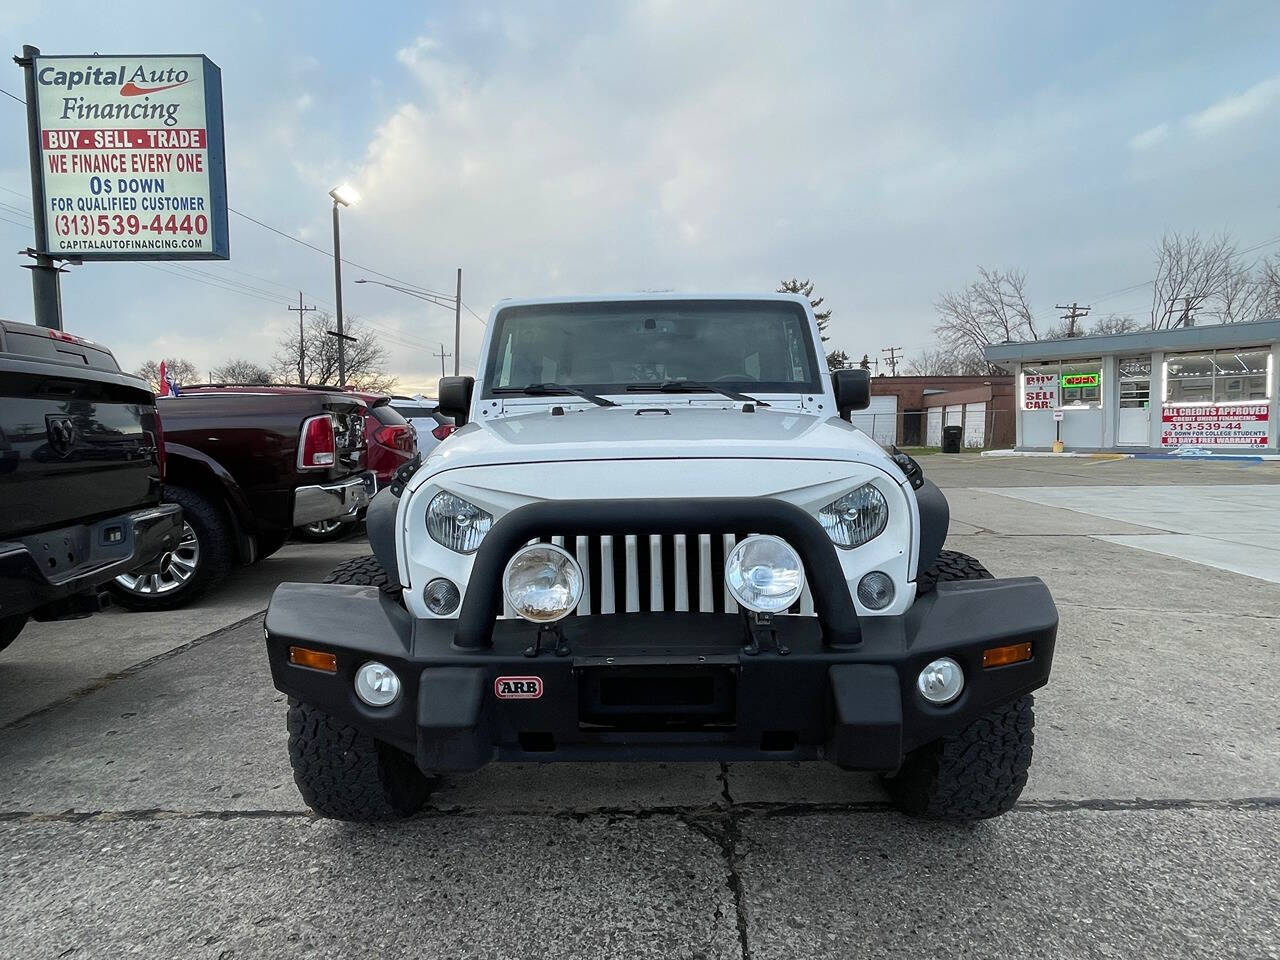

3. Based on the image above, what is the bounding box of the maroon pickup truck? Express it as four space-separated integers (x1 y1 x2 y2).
108 385 371 610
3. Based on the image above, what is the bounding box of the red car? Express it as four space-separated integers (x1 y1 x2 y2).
295 392 417 542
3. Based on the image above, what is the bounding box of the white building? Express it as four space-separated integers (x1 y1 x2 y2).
984 319 1279 452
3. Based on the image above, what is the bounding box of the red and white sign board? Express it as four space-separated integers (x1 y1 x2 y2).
1022 373 1058 410
1160 404 1270 447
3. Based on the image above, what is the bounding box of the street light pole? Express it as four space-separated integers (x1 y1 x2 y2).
328 183 360 387
331 200 346 386
454 267 462 376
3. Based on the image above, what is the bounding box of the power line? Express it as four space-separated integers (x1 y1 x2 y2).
1 87 26 105
1054 302 1091 337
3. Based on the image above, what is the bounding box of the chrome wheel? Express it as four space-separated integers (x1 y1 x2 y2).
114 522 201 595
304 519 345 536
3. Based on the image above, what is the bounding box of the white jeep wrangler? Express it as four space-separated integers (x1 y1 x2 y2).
266 294 1057 821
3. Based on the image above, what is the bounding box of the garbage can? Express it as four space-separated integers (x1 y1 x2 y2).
941 424 963 454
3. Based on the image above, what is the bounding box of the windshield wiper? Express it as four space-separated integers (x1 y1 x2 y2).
492 383 618 407
624 380 769 407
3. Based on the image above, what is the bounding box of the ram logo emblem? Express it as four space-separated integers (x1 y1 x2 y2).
45 415 77 457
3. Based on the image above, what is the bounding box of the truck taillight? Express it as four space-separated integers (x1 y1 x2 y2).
153 409 166 482
298 414 337 469
431 423 455 441
375 424 415 453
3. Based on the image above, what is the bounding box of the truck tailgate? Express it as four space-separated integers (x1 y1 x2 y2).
0 357 161 538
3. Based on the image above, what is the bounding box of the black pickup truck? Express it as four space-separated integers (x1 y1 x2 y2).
108 385 371 611
0 319 182 653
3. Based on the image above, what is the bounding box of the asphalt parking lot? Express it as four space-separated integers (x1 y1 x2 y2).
2 456 1278 960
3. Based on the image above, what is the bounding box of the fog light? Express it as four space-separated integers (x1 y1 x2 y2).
354 661 401 707
857 571 895 610
917 657 964 705
423 578 460 615
503 543 584 622
724 535 805 613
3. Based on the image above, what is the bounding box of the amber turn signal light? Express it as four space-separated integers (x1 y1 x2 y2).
289 645 338 673
982 642 1032 668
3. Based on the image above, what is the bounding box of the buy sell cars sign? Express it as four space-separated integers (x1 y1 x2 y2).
31 54 228 259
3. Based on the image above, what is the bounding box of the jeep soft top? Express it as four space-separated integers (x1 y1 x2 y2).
263 294 1057 822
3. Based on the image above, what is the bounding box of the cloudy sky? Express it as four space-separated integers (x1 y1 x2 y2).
2 1 1279 391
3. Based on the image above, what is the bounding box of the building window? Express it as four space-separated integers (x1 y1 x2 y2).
1165 348 1269 404
1060 360 1102 406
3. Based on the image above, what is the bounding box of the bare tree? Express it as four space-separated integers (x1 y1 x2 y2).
135 357 200 391
1088 314 1143 336
933 267 1037 372
904 347 987 376
273 312 397 392
210 358 274 384
1254 255 1280 321
1149 231 1236 328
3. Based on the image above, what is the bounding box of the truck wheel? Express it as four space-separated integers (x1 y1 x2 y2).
294 518 357 543
0 614 25 654
916 549 993 593
109 486 234 610
287 700 435 821
884 695 1035 821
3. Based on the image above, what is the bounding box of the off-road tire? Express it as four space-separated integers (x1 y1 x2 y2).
108 486 234 611
916 549 993 593
888 547 1031 820
885 695 1035 821
0 614 25 654
287 700 435 821
323 555 400 598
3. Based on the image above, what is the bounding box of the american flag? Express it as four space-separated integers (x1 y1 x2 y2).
158 360 181 397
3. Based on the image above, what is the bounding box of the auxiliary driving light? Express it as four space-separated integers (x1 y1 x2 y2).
502 543 584 623
423 578 461 616
917 657 964 705
857 571 895 610
724 535 805 614
354 661 401 707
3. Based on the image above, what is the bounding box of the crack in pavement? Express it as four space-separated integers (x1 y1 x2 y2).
1055 600 1280 621
2 795 1276 825
0 610 267 732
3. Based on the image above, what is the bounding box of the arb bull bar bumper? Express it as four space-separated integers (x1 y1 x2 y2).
264 498 1057 773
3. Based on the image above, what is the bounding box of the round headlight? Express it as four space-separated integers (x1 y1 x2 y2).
819 482 888 548
354 661 401 707
426 491 493 553
503 543 584 623
724 535 805 614
917 657 964 705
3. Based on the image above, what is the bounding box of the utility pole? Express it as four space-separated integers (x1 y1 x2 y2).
881 346 902 376
288 292 316 384
433 343 452 377
16 44 68 330
1054 302 1091 338
1169 296 1199 328
453 267 462 376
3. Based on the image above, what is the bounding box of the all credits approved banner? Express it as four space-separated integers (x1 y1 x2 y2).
31 54 228 259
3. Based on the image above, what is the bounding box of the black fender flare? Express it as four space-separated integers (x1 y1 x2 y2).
914 478 950 579
364 489 403 591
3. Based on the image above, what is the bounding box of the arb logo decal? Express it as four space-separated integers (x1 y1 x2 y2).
494 676 543 700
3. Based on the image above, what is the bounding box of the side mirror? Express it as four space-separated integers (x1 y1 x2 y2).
831 368 870 420
438 376 474 427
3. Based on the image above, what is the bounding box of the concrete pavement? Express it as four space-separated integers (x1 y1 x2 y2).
1 458 1277 959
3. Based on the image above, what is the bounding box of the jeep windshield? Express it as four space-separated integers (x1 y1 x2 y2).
481 299 823 399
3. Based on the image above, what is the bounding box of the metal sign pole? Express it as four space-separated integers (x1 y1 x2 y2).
16 43 64 330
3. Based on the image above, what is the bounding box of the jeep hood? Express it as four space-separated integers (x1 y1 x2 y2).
425 406 893 472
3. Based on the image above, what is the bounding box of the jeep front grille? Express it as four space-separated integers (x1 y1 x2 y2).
500 534 817 617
